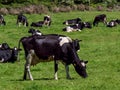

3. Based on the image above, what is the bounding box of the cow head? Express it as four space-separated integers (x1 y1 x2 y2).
72 60 88 78
11 47 22 62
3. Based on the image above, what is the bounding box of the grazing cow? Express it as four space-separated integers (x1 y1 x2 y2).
0 15 6 25
63 22 92 32
116 19 120 24
43 15 51 26
0 47 21 63
107 20 117 27
63 18 81 25
18 34 88 80
17 13 29 27
30 21 44 27
93 14 107 26
28 28 42 35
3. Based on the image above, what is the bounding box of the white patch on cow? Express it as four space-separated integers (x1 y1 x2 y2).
59 36 72 46
36 32 42 36
28 50 54 66
14 47 17 50
111 22 114 26
66 21 68 25
66 26 73 32
78 29 81 32
81 62 85 67
0 58 4 62
0 44 2 48
54 72 58 80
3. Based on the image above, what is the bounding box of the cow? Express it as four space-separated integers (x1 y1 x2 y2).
0 14 6 25
63 18 81 25
28 28 42 35
30 21 44 27
43 15 51 26
31 15 51 27
18 34 88 80
93 14 107 26
63 22 92 32
0 47 21 63
107 20 117 27
16 13 29 27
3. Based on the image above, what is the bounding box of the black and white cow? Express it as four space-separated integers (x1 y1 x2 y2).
17 13 29 27
28 28 42 35
63 22 92 32
43 15 51 26
93 14 107 26
107 20 117 27
0 15 6 25
0 47 21 63
18 34 88 80
63 18 81 25
31 15 51 27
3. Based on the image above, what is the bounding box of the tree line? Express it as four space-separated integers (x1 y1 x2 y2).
0 0 120 5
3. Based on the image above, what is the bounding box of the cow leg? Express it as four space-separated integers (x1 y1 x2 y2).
54 60 58 80
24 22 27 27
23 54 33 81
65 65 71 79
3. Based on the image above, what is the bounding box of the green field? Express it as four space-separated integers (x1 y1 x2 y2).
0 11 120 90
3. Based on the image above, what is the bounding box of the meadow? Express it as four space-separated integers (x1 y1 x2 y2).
0 11 120 90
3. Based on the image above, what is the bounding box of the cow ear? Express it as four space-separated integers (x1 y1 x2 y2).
84 61 88 64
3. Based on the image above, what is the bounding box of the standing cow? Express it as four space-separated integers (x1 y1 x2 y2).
16 13 29 27
93 14 107 26
43 15 51 26
18 34 88 80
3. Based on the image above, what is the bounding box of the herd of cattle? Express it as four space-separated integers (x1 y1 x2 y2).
0 13 120 80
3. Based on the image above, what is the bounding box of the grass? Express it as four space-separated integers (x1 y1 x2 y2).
0 11 120 90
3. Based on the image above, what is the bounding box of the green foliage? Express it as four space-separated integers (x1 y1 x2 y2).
0 0 119 5
0 11 120 90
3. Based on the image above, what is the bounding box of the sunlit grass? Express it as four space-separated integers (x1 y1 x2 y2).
0 11 120 90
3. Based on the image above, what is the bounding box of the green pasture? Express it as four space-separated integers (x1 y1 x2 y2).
0 11 120 90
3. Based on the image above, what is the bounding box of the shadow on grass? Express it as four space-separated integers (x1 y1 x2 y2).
10 77 76 81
